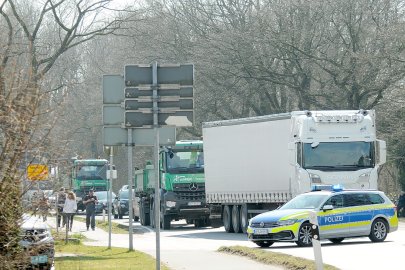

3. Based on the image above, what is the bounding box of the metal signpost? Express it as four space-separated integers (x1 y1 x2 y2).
108 147 113 249
102 65 193 263
152 62 161 269
123 62 194 270
103 75 176 251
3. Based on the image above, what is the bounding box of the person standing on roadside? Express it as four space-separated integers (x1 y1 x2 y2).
63 191 77 231
397 192 405 217
83 189 98 231
38 194 50 222
56 187 67 228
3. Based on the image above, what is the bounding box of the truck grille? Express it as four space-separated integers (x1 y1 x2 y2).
173 183 206 201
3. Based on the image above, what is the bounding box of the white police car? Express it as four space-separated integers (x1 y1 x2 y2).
247 185 398 247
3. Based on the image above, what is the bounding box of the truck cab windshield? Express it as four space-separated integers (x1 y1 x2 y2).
75 165 107 180
166 151 204 173
302 142 374 170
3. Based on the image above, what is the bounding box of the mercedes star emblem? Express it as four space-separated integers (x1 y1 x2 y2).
189 182 198 191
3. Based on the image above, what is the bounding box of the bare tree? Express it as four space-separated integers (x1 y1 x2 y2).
136 0 405 190
0 0 132 267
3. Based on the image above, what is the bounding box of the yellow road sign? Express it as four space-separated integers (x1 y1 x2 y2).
27 164 49 180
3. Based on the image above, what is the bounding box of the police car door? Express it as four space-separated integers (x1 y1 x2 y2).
343 193 373 236
318 194 350 239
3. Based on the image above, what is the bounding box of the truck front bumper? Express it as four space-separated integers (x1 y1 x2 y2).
164 206 210 219
162 192 209 218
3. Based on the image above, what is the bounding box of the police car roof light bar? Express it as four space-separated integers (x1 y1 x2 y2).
311 184 344 192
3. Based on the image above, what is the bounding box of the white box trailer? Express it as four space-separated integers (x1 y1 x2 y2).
202 110 386 233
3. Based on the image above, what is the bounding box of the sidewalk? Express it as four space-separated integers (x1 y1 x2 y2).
48 215 283 270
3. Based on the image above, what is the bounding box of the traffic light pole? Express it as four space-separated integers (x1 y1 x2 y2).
152 61 161 270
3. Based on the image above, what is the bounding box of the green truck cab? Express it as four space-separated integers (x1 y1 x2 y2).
71 159 109 211
134 140 210 229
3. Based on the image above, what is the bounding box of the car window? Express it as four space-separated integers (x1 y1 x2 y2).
119 190 129 199
95 192 116 200
368 193 384 204
96 192 107 200
344 193 369 207
280 194 329 209
324 194 344 208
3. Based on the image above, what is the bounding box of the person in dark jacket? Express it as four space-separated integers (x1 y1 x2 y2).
83 189 98 230
56 187 66 227
397 192 405 217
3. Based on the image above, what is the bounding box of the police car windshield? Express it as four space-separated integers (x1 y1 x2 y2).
280 193 329 210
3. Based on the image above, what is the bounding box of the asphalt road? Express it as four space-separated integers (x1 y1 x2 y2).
106 216 405 270
66 214 405 270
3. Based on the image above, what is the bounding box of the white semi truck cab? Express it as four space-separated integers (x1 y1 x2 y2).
291 109 386 194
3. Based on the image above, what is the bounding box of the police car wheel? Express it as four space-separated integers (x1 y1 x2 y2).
328 238 344 244
296 223 313 247
369 218 388 242
254 241 274 248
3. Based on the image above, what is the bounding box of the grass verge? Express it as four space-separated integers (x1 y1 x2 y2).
218 246 340 270
54 232 171 270
74 216 129 234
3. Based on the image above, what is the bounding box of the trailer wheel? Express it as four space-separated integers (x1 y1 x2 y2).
133 211 139 222
150 202 155 228
160 206 171 230
140 201 150 226
186 219 193 225
144 211 150 226
231 205 242 233
139 200 150 226
240 204 249 234
139 204 144 224
209 218 223 228
194 219 203 228
223 205 234 233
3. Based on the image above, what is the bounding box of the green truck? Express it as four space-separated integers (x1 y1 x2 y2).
70 159 109 211
134 140 211 229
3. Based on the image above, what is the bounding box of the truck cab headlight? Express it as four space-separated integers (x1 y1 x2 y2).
166 201 176 208
309 173 322 184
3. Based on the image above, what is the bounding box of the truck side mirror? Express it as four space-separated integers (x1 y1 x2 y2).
376 140 386 165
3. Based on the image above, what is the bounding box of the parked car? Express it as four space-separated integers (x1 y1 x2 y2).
94 191 116 214
20 214 54 269
120 185 129 191
115 189 139 221
247 185 398 247
116 189 129 219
